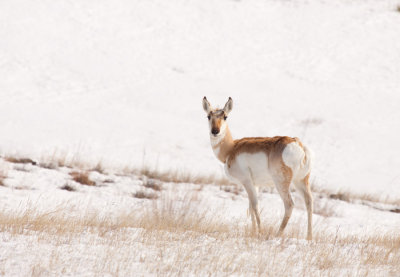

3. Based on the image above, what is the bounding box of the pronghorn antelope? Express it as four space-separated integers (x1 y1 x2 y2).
203 97 313 240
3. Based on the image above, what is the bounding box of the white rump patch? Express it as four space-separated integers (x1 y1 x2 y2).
282 142 304 171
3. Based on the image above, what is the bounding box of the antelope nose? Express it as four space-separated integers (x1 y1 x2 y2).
211 128 219 135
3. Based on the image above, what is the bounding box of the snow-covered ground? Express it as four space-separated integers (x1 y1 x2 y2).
0 0 400 275
0 157 399 275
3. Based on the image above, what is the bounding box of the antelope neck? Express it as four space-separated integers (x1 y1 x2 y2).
211 126 234 163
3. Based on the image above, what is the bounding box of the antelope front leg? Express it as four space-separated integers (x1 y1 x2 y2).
242 181 261 233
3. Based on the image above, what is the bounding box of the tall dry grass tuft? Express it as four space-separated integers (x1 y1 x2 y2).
39 149 97 170
39 149 74 169
91 162 105 174
70 171 95 186
137 193 231 235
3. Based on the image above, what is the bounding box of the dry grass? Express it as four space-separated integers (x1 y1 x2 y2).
60 183 76 192
38 150 95 170
123 163 231 186
1 153 399 275
137 193 227 234
313 185 400 207
0 195 399 276
91 162 105 174
3 152 399 211
327 191 350 202
39 161 59 170
142 177 163 191
222 184 242 195
390 208 400 213
133 190 158 199
5 156 37 165
39 150 68 169
0 172 6 187
0 161 9 187
14 152 394 205
133 163 399 210
4 151 76 170
70 171 95 186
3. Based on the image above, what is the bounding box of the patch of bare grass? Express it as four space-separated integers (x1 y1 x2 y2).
133 190 158 200
142 177 163 191
0 171 6 187
60 183 76 192
70 171 95 186
13 186 31 190
39 161 58 170
328 191 350 202
5 156 37 165
0 161 9 187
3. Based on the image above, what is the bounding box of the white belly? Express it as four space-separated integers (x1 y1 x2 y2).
224 152 274 187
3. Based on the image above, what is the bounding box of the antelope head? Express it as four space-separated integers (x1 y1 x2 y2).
202 97 233 138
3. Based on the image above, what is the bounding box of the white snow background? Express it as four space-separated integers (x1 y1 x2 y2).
1 0 400 195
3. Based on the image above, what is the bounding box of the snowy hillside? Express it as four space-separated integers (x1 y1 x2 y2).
1 0 400 196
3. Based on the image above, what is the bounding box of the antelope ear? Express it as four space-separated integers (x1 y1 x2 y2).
202 96 211 114
223 97 233 115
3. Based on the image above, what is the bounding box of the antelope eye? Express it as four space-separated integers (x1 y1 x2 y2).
207 115 211 120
